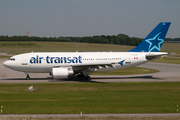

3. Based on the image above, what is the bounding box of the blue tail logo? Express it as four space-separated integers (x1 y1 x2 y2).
128 22 171 52
145 32 164 52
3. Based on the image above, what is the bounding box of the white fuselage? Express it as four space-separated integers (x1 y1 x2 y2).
3 52 166 73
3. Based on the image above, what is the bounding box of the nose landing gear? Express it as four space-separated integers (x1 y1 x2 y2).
25 72 30 80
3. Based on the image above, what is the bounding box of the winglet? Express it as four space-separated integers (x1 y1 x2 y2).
128 22 171 52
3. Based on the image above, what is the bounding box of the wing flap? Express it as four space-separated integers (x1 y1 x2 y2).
72 62 119 72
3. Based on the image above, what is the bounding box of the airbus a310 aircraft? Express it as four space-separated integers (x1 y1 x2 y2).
3 22 171 80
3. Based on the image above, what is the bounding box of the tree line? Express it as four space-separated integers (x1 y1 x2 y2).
164 38 180 41
0 34 179 46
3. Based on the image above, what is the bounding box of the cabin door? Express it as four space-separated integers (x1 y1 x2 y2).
22 55 28 65
125 54 131 64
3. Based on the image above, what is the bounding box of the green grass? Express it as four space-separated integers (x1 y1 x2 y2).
0 42 37 47
0 42 180 53
0 41 133 52
153 57 180 64
7 52 25 55
1 116 180 120
1 82 180 114
89 67 158 75
0 55 11 58
2 117 180 120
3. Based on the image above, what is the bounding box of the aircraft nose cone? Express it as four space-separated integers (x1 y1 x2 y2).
3 61 6 66
3 61 8 67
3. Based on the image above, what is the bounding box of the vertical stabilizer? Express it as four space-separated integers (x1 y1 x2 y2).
128 22 171 52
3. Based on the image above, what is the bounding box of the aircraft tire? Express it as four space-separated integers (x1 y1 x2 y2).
81 76 86 80
26 77 30 80
78 74 82 79
86 76 91 81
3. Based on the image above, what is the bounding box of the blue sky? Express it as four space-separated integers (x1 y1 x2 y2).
0 0 179 38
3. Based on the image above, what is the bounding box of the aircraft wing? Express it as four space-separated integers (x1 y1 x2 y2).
53 60 125 72
72 62 120 72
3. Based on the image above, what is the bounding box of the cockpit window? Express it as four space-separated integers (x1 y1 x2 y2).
8 58 15 61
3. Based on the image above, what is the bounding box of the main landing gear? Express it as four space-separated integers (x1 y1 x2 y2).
78 70 91 81
78 74 91 81
25 72 30 80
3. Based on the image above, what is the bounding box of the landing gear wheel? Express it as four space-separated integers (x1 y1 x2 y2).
81 76 86 80
25 72 30 80
78 71 91 81
26 76 30 80
86 76 91 81
78 74 83 79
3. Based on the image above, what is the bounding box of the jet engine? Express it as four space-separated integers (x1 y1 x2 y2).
51 67 74 79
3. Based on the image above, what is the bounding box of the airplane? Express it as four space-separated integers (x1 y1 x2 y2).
3 22 171 80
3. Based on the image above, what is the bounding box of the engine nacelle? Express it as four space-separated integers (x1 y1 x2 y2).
51 67 74 79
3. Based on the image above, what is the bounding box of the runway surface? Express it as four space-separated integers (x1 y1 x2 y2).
0 58 180 83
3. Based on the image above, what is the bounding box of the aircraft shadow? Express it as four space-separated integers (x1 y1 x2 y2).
1 76 104 83
1 75 164 83
92 75 164 80
49 76 105 83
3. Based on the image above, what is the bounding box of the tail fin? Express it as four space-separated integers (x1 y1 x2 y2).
128 22 171 52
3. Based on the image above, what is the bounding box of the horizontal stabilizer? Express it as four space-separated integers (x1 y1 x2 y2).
146 53 168 60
